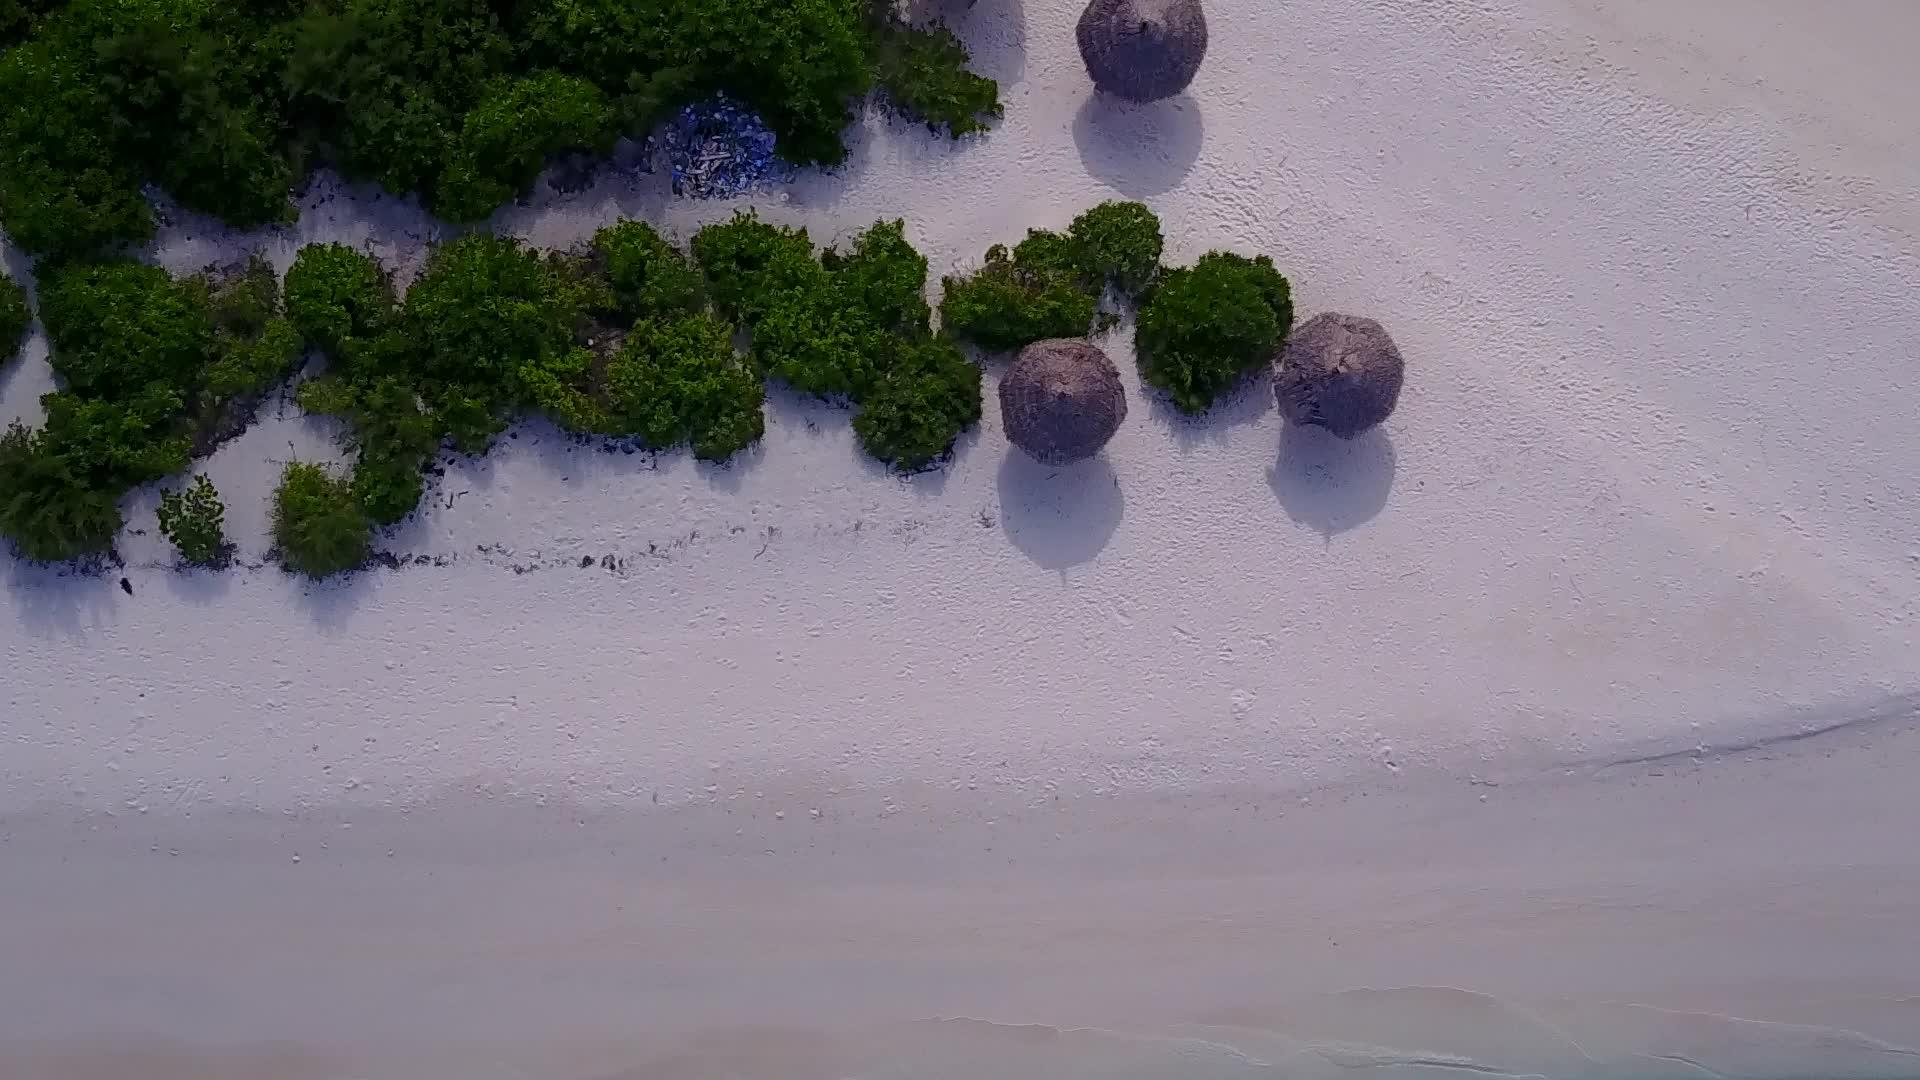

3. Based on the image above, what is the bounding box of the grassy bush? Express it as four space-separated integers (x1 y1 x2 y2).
870 14 1001 138
432 72 617 222
748 219 929 398
1136 251 1293 414
853 336 981 471
272 460 371 578
690 213 823 324
0 420 131 562
524 315 763 461
592 220 704 323
939 202 1165 352
1 272 27 360
1067 200 1163 296
690 213 981 467
192 257 306 443
156 472 229 566
38 260 213 400
398 233 583 452
939 232 1097 352
285 243 395 362
1 0 999 259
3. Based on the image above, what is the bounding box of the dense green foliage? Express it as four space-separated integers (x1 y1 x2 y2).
522 317 764 460
1 272 28 360
939 233 1098 353
0 0 999 259
284 243 396 358
593 220 704 322
39 260 212 400
693 213 980 469
870 13 1001 138
433 73 615 222
272 460 370 578
156 472 228 566
1067 200 1164 295
1136 251 1294 414
852 336 981 472
939 201 1162 353
0 255 301 562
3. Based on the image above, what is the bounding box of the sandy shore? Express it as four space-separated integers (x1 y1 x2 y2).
4 0 1919 1075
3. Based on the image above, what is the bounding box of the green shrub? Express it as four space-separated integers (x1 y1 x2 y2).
156 473 229 566
272 460 371 578
203 318 303 403
35 387 193 491
1067 200 1163 296
606 315 762 459
4 0 996 260
514 0 877 167
199 255 280 340
821 218 930 335
0 421 126 562
1136 251 1293 414
939 231 1098 352
691 213 822 324
297 374 437 525
592 220 704 322
284 243 394 361
0 37 156 259
852 337 981 471
350 444 428 526
432 72 616 222
521 315 764 461
0 272 28 360
38 260 213 400
282 0 515 197
192 258 305 434
870 15 1001 137
400 233 582 451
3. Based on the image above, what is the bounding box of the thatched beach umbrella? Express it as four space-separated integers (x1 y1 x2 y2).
1076 0 1209 103
1000 338 1129 465
1273 313 1406 438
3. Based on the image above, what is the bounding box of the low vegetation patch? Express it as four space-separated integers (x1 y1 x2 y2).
0 0 1001 261
1136 251 1293 413
0 256 297 563
694 213 981 469
939 201 1162 353
156 473 230 567
272 461 371 578
0 203 1307 575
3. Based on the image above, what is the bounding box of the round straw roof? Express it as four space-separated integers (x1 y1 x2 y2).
1076 0 1209 103
1273 313 1406 438
999 338 1129 465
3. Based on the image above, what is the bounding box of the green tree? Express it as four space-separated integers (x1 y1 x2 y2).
870 13 1001 138
284 242 394 362
1067 200 1163 296
852 337 981 471
37 260 213 400
1136 251 1294 414
433 72 617 223
272 460 371 578
939 231 1098 353
156 472 230 566
592 219 704 323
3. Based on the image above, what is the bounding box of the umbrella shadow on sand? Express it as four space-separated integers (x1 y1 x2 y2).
1267 424 1396 538
1073 93 1204 197
997 452 1124 570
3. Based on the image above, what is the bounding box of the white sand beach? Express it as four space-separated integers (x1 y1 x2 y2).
4 0 1919 1076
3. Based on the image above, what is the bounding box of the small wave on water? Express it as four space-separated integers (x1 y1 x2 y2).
618 988 1920 1080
